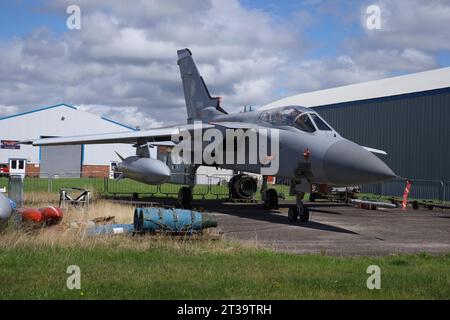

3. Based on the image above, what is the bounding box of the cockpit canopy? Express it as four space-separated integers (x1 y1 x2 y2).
259 106 334 133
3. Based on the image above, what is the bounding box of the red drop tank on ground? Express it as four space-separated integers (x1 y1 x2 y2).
19 206 63 225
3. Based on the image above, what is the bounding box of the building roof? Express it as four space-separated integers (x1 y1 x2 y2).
260 67 450 110
0 103 136 131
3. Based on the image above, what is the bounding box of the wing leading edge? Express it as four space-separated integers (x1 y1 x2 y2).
363 146 388 156
23 124 215 146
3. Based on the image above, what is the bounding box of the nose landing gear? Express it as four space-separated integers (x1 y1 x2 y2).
288 192 310 222
288 180 311 223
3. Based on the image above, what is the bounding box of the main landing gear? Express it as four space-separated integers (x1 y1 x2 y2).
177 165 197 210
261 176 279 210
178 186 193 210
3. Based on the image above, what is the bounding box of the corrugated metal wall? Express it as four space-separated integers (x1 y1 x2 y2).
40 145 82 178
312 88 450 200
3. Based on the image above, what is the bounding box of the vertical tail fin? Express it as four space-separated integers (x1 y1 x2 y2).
177 48 227 123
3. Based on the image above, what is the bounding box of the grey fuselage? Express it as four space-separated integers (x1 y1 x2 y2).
200 105 396 186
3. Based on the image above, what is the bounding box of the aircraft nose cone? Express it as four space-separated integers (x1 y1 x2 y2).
323 140 396 185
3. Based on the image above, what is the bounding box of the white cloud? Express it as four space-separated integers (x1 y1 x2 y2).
0 0 306 125
353 48 437 73
281 56 388 93
78 105 164 129
352 0 449 71
0 0 448 126
0 105 19 117
366 0 450 51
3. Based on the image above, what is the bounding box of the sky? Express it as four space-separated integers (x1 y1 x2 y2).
0 0 449 128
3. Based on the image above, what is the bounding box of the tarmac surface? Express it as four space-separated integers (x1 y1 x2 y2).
197 200 450 256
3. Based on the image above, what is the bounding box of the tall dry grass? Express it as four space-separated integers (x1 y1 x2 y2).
0 198 256 254
20 194 134 224
24 191 60 205
0 226 254 256
23 188 103 206
63 200 134 225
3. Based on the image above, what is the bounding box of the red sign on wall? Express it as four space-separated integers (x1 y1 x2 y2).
1 140 20 150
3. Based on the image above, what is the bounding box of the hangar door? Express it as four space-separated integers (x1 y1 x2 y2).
40 145 82 178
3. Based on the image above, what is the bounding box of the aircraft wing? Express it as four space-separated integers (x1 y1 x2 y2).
209 122 267 130
23 124 215 146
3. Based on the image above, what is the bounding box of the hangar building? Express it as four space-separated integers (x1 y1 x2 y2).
263 67 450 200
0 104 138 178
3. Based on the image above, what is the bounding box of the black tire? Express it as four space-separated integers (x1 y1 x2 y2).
178 186 192 209
265 188 279 209
288 206 298 222
299 206 310 223
412 201 419 210
309 193 316 202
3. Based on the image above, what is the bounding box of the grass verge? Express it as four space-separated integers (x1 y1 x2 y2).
0 233 448 300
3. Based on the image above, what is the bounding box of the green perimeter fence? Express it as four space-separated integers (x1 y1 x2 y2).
2 174 448 202
0 173 294 201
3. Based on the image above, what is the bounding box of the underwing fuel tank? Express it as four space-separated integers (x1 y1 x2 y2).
117 156 171 185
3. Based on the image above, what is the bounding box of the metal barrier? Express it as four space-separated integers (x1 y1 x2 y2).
105 177 159 195
445 181 450 202
407 179 444 202
209 174 235 199
19 172 238 199
8 175 24 207
361 178 447 202
5 171 450 202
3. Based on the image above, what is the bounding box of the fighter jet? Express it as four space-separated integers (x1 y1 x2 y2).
24 49 396 222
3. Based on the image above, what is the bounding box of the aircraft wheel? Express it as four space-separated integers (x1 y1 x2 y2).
265 189 279 209
178 186 192 210
299 206 310 223
412 201 419 210
288 206 298 222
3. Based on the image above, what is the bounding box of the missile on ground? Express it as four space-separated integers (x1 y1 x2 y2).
85 224 134 236
349 198 398 209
